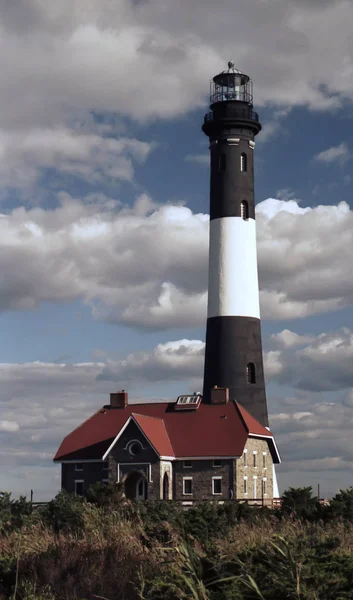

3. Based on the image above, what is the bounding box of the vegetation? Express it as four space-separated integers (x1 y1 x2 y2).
1 485 353 599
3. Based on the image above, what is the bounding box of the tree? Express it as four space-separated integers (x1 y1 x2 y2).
328 487 353 520
281 487 319 520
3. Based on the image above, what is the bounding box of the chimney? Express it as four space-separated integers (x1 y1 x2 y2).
110 390 128 409
210 386 229 405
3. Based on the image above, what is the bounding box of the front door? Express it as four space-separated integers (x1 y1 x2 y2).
136 477 147 500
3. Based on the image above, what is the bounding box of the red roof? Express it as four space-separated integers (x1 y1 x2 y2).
54 400 280 463
132 414 174 457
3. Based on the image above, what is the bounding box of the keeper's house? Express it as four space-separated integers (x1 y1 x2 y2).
54 389 280 503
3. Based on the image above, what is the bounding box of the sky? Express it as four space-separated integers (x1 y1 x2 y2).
1 0 353 501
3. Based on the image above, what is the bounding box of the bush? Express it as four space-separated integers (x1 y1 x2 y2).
85 481 125 508
41 491 86 535
0 491 33 533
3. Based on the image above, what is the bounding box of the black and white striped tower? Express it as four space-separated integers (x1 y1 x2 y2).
202 63 269 428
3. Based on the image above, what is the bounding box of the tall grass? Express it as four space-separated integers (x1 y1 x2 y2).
2 502 353 599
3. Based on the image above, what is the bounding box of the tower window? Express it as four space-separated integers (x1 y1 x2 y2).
246 363 256 384
240 201 249 220
240 153 247 172
219 153 226 172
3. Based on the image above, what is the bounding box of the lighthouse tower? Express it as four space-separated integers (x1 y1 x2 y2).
202 63 269 428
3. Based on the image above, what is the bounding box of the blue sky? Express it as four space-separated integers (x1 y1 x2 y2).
1 0 353 500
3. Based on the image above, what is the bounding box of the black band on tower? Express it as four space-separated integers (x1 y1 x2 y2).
203 316 269 427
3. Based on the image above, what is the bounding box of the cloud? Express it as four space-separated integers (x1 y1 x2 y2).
314 142 350 165
97 338 205 383
263 351 283 378
270 394 353 495
268 327 353 392
0 0 353 134
271 329 314 348
0 420 20 432
0 193 209 328
1 195 353 327
256 199 353 319
0 128 154 189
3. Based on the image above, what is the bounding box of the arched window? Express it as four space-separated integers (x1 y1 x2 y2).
163 472 169 500
246 362 256 384
240 201 249 220
240 153 247 172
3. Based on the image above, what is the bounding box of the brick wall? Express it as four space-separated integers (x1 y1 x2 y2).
236 437 273 501
173 459 234 501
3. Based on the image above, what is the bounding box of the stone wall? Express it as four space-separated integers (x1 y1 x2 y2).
236 437 273 501
173 459 234 501
61 461 107 494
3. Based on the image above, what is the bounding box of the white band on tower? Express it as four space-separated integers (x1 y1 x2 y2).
207 216 260 319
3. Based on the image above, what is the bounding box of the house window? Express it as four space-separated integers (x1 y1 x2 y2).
253 452 257 468
243 477 248 494
246 363 256 384
263 453 267 469
253 476 257 499
183 460 192 468
213 460 222 467
103 461 109 471
212 477 222 495
262 478 267 496
75 480 84 496
219 153 226 172
75 463 83 471
240 201 249 220
240 152 247 172
243 450 247 467
102 479 109 485
183 477 193 495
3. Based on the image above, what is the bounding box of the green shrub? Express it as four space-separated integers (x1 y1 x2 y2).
41 491 86 535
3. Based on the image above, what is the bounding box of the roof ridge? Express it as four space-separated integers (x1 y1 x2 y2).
132 412 163 420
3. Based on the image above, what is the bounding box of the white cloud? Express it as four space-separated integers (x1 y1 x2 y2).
271 329 314 348
263 350 283 378
97 338 205 382
256 199 353 319
268 327 353 392
0 420 20 432
0 0 353 133
0 194 209 328
0 128 153 188
1 195 353 327
314 142 350 165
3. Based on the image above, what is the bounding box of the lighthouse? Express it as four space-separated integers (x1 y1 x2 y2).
202 62 269 428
